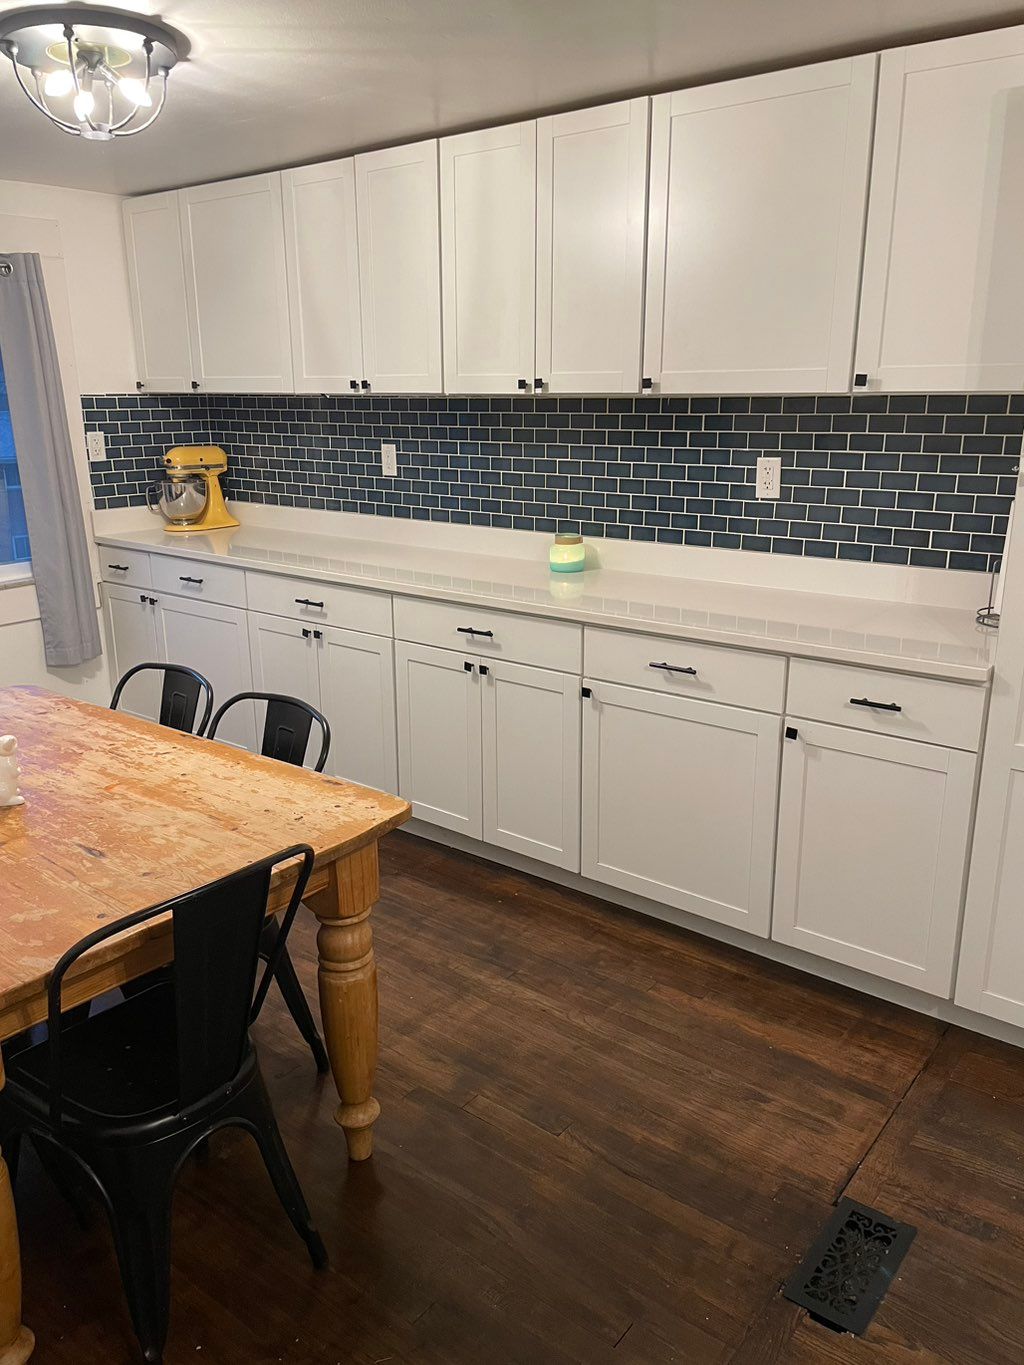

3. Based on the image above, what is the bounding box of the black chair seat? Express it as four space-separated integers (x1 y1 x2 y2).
8 984 185 1124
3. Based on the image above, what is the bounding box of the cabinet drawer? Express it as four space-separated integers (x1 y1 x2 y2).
245 570 392 636
151 554 247 608
394 595 581 672
99 547 151 589
585 626 785 713
786 658 985 752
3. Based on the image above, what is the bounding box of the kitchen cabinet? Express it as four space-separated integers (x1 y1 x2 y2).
102 584 162 719
773 721 975 996
580 681 780 935
248 611 397 791
856 25 1024 391
122 191 193 393
355 141 443 394
536 99 649 394
282 160 364 394
440 123 537 395
157 593 256 749
643 57 876 394
395 641 482 836
480 659 580 870
179 172 293 393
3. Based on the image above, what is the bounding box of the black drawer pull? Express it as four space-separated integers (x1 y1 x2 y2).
649 662 697 677
850 696 902 713
456 627 494 638
464 660 475 673
108 563 129 572
301 628 311 639
294 598 325 608
178 575 204 585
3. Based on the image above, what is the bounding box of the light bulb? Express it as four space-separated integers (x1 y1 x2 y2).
73 88 95 119
43 68 75 97
118 77 152 108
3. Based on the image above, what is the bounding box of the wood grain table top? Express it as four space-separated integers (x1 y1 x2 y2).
0 686 409 1033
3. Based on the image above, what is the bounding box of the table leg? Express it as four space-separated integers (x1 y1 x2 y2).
306 843 381 1161
0 1063 33 1364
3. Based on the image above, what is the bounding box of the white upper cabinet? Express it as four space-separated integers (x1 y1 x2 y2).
123 192 193 393
179 173 293 393
644 57 876 394
441 123 536 395
282 160 364 394
856 26 1024 392
355 140 443 394
536 99 649 394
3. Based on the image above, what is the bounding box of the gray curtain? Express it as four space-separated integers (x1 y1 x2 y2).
0 252 101 667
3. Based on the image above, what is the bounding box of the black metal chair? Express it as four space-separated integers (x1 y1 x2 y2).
208 692 332 1075
0 846 326 1365
110 663 214 737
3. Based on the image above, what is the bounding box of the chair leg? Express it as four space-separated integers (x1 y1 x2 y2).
240 1078 328 1271
101 1160 176 1365
32 1136 93 1230
266 931 330 1076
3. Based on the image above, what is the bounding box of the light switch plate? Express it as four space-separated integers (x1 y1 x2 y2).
380 442 397 477
756 455 781 499
86 430 107 463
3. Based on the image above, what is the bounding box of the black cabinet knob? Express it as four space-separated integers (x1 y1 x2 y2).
360 379 371 391
641 377 653 390
349 379 360 391
533 378 544 391
191 380 200 390
136 380 144 391
854 373 868 388
517 379 529 391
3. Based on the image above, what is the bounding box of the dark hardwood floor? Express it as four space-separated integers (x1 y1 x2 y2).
16 830 1024 1363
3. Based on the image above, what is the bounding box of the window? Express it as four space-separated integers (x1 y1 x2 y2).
0 351 30 568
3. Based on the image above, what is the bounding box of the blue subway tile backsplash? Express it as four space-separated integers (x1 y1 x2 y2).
84 391 1023 572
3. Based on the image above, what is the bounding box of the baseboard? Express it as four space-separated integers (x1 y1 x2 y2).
401 816 1024 1053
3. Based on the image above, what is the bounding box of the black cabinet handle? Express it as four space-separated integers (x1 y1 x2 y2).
850 696 902 713
517 379 529 391
178 575 204 585
854 373 868 388
191 380 200 390
533 378 544 391
785 725 798 740
294 598 325 609
456 627 494 638
108 563 129 572
479 664 490 677
641 377 653 390
649 661 697 677
139 595 157 606
135 380 144 391
349 379 359 391
464 660 475 673
313 630 323 641
360 379 371 391
301 628 311 639
581 686 592 699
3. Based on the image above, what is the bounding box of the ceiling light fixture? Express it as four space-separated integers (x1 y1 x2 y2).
0 5 188 140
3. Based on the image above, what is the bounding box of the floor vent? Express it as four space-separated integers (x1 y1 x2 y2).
782 1197 917 1335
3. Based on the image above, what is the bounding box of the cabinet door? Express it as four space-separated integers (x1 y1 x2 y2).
536 99 649 394
157 594 256 749
481 660 580 871
643 57 876 394
856 27 1024 391
123 192 193 393
103 584 162 720
774 721 975 997
395 642 481 837
355 141 443 394
317 625 398 793
581 682 779 936
282 160 364 393
179 173 293 393
440 123 536 394
247 611 322 763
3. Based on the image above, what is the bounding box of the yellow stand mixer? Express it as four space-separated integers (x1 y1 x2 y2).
147 446 239 533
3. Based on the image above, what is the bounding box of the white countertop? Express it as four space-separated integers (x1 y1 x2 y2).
95 523 997 683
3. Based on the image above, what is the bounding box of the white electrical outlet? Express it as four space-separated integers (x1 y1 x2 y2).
755 455 781 499
86 430 107 463
380 442 397 477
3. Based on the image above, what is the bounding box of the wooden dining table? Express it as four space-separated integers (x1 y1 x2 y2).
0 685 410 1363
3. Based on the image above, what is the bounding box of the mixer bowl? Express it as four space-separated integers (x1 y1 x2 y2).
147 475 209 525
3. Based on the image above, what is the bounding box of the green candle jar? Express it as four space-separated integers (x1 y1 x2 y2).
549 532 586 573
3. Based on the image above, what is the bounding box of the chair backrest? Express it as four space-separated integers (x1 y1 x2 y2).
110 662 214 737
45 845 314 1125
208 691 331 772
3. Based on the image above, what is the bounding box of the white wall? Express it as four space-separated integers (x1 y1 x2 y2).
0 179 132 702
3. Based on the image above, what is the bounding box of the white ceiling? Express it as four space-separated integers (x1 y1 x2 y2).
0 0 1021 196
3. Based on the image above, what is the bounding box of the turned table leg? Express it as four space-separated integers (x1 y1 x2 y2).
306 843 381 1161
0 1062 33 1364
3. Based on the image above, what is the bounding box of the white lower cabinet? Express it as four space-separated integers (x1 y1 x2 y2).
157 594 256 750
395 642 482 837
103 584 162 720
395 643 582 868
580 681 780 936
247 612 397 791
772 720 976 996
